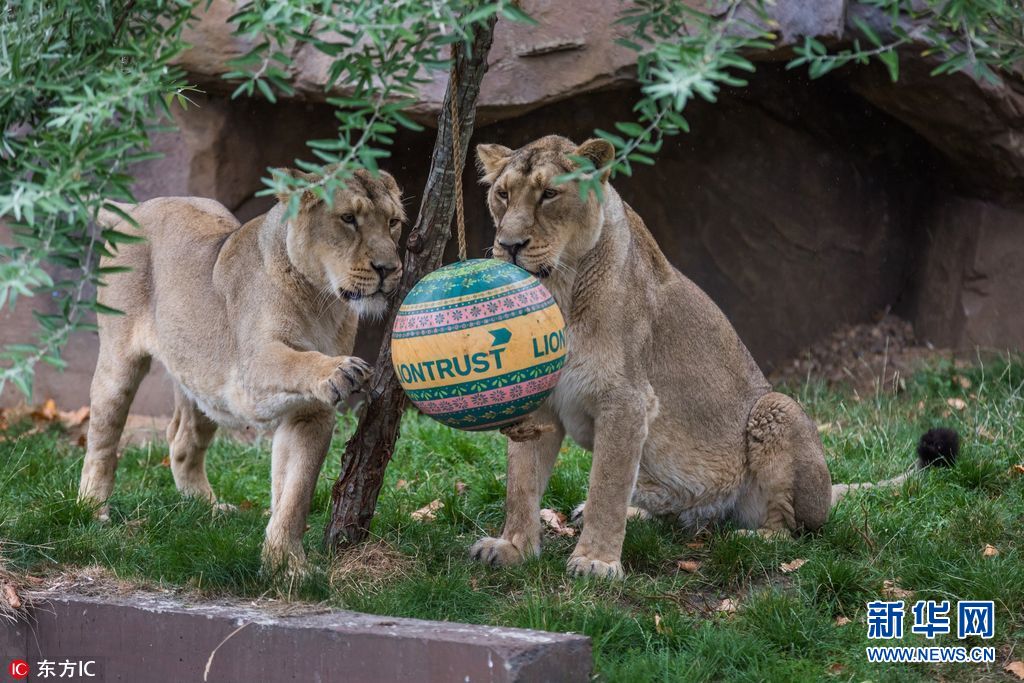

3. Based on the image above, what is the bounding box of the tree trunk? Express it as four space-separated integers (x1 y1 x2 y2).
324 16 498 550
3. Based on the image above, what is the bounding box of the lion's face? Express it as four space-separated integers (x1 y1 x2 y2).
285 169 405 318
476 135 614 279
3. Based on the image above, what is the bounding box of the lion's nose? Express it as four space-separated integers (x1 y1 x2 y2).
499 238 529 261
372 262 398 283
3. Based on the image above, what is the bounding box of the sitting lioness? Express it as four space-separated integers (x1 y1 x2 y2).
470 136 953 579
78 168 404 573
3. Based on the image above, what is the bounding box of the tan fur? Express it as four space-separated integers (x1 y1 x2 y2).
78 169 404 575
469 136 833 578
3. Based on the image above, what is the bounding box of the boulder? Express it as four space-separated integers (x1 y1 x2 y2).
177 0 847 120
176 0 1024 194
846 4 1024 197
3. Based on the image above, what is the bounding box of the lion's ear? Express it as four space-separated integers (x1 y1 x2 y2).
573 138 615 182
273 168 321 209
475 143 513 185
379 170 403 201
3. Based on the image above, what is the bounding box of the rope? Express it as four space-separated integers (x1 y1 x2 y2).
449 44 467 261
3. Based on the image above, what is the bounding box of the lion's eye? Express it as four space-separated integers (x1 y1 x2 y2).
341 214 356 225
541 188 558 200
496 189 508 200
389 218 401 229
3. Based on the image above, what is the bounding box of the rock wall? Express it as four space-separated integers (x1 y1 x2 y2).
3 0 1023 412
911 197 1024 350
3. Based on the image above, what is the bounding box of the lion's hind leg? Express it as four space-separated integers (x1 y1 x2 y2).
78 345 151 519
166 384 219 504
736 392 831 535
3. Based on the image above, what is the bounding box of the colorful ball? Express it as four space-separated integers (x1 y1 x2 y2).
391 259 567 431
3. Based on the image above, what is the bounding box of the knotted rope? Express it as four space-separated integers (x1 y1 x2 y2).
449 45 468 261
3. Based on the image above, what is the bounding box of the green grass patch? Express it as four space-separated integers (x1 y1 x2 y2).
2 357 1023 681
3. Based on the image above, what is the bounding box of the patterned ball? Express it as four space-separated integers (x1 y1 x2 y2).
391 259 567 431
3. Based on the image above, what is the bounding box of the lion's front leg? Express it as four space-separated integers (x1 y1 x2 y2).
567 394 649 580
250 343 373 416
262 407 335 576
470 407 564 567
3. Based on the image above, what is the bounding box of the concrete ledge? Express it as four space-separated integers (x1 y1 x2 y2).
1 592 591 682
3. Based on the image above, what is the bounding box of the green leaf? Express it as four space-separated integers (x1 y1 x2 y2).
853 16 882 48
256 78 277 103
877 50 900 82
615 121 647 137
500 5 537 25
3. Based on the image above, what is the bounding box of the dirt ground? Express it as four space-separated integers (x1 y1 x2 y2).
768 314 954 395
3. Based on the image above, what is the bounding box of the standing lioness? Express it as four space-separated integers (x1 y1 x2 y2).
470 135 887 579
78 169 404 573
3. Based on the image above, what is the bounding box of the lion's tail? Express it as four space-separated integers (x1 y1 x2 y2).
830 427 959 507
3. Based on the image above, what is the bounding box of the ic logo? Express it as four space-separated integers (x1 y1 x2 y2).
8 659 29 680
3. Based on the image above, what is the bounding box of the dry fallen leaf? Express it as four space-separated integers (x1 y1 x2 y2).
717 598 737 614
1006 661 1024 680
946 397 967 411
1011 464 1024 476
676 560 702 573
881 579 914 600
540 508 575 537
827 662 845 676
686 541 705 550
982 543 999 557
834 616 851 627
953 374 972 390
159 456 171 468
3 583 22 609
779 558 808 573
59 406 90 428
455 481 468 495
32 398 59 422
410 499 444 522
395 479 411 490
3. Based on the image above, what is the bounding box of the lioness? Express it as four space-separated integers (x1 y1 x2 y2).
78 168 404 573
470 136 952 579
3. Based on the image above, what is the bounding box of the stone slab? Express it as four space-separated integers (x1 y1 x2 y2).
1 592 591 683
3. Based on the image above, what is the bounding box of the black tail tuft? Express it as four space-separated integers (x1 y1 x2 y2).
917 428 959 468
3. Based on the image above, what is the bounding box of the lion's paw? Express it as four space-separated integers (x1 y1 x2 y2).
469 537 533 567
569 502 586 526
261 543 307 579
567 553 624 580
317 357 373 409
95 504 111 523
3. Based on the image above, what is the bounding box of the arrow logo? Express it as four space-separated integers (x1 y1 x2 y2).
489 327 511 346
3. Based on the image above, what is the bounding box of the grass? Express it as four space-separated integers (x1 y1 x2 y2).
2 356 1023 681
